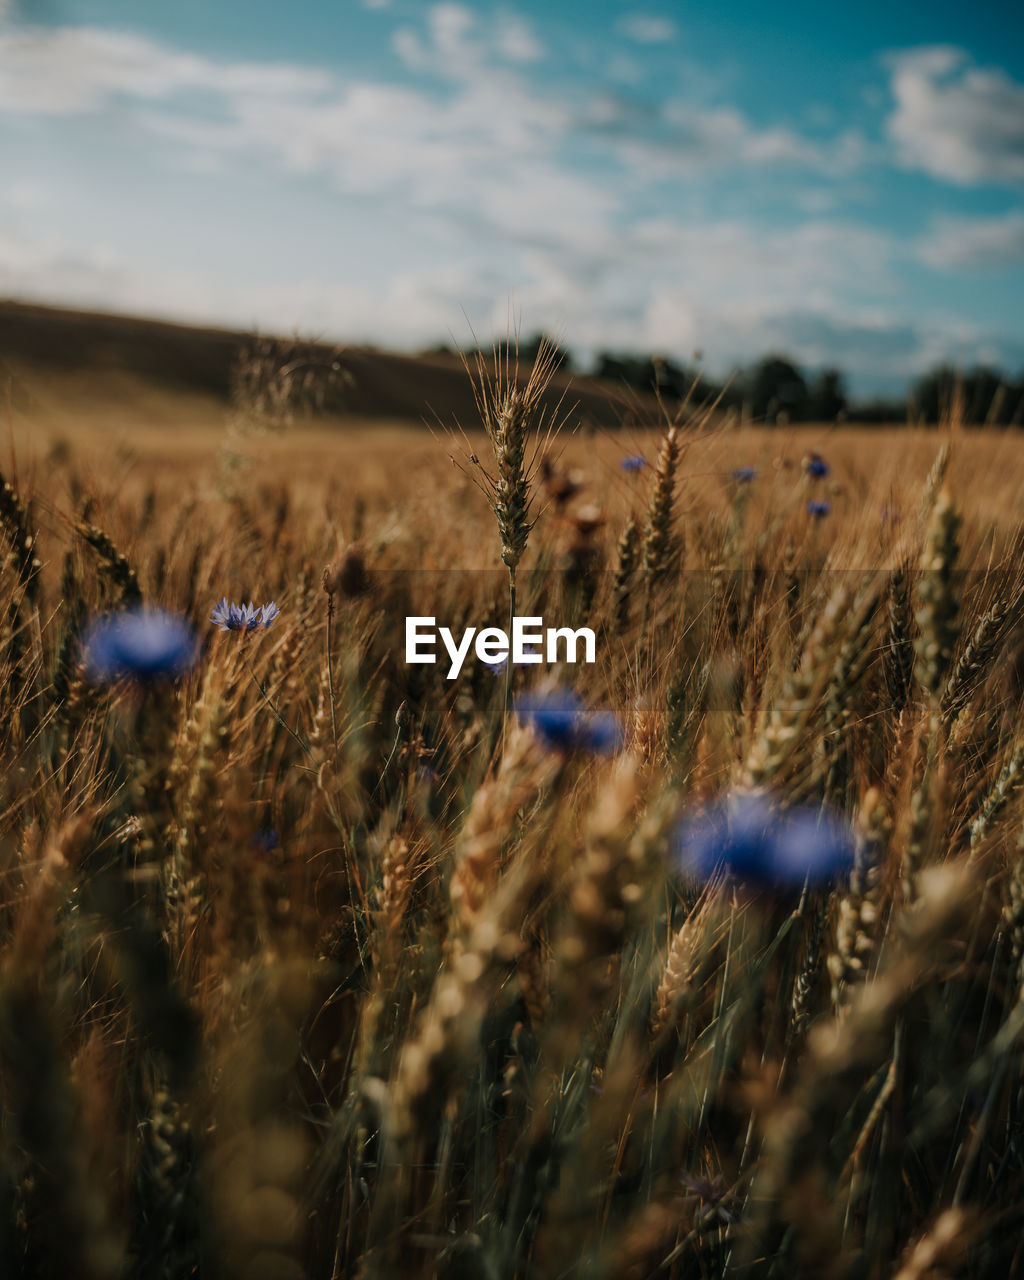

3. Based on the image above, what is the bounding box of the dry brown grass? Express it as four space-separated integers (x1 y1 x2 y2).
2 367 1024 1278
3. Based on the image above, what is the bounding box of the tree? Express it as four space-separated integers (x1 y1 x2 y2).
806 368 847 422
911 365 959 424
592 350 712 401
595 351 668 394
508 332 573 372
958 365 1023 425
845 396 906 425
745 356 808 423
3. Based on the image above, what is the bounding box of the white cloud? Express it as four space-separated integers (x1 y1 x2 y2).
1 198 997 397
393 4 481 75
6 177 44 211
0 222 124 299
0 17 858 226
917 211 1024 270
607 101 852 178
494 11 545 62
886 45 1024 185
1 16 1013 395
617 14 678 44
393 4 544 73
0 20 584 242
0 214 499 348
622 219 896 319
0 25 330 114
428 3 476 59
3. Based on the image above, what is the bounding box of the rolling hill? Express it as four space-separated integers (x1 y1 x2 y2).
0 299 648 433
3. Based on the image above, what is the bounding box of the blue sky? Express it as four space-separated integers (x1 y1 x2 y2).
1 1 1023 396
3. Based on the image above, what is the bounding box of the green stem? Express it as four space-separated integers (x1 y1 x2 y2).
371 726 403 801
246 658 311 757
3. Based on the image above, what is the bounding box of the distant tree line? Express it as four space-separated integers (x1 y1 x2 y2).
424 332 1024 426
592 348 1024 427
592 351 850 423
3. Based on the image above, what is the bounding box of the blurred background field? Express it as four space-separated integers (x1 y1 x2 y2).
5 299 1024 576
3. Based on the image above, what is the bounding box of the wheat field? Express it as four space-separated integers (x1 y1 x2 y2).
2 357 1024 1280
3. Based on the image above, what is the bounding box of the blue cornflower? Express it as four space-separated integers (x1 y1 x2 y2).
680 1173 740 1225
516 689 583 750
81 607 199 683
807 501 831 518
731 466 756 483
803 454 830 479
580 710 624 755
250 828 280 854
770 805 857 885
210 598 280 631
672 790 855 890
515 689 623 755
620 455 646 472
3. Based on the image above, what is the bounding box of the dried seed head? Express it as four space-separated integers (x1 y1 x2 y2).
651 917 701 1039
455 333 564 573
642 423 681 588
915 485 961 699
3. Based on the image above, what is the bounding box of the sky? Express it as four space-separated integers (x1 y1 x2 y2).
1 1 1023 397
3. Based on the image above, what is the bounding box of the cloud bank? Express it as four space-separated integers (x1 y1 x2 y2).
0 11 1021 392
